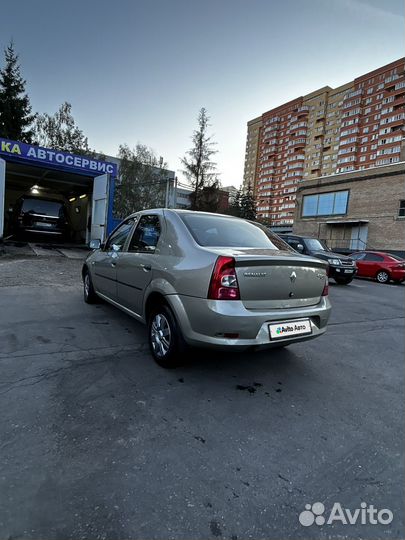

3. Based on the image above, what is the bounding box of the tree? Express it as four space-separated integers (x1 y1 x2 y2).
226 183 256 220
0 42 35 143
114 143 170 217
181 107 219 210
33 102 94 155
227 188 242 217
239 182 256 220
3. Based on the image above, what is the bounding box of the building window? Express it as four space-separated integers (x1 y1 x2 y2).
302 190 349 217
399 200 405 218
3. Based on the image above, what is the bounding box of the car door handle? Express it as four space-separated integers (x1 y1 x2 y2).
140 264 152 271
111 262 116 268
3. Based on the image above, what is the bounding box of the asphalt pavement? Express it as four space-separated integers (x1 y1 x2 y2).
0 256 403 540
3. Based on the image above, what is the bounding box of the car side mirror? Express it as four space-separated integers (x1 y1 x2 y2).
296 243 304 253
89 239 101 250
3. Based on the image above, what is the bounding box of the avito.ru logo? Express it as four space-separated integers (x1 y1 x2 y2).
299 502 393 527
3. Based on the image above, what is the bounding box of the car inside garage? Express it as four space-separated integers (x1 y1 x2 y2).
4 161 93 244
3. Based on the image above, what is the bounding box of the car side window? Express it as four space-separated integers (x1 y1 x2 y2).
364 253 384 262
287 238 301 249
128 215 161 253
352 252 366 260
105 218 136 252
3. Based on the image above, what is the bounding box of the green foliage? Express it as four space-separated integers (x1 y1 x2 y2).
189 184 221 213
239 182 257 220
227 183 256 220
33 102 95 155
181 108 219 210
114 144 170 217
0 42 35 143
227 188 242 217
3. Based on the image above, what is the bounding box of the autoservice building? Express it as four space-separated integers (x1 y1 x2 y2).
0 138 119 244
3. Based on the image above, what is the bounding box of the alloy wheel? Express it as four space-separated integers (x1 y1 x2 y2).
84 273 90 298
150 313 172 358
376 271 389 283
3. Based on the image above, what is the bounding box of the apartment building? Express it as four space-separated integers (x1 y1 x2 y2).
248 58 405 229
242 116 262 193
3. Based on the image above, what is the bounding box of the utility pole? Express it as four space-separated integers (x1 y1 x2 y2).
165 176 170 208
174 176 178 208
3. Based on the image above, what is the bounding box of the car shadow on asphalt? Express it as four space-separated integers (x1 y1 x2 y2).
173 344 306 380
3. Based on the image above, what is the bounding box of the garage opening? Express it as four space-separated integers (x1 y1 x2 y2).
3 161 93 245
0 139 118 247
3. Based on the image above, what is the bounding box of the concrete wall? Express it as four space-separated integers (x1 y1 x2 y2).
293 163 405 251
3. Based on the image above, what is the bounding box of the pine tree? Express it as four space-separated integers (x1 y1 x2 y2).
0 42 35 143
239 182 256 220
181 108 219 210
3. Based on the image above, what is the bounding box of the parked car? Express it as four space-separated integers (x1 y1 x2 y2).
350 251 405 284
82 210 331 367
279 234 357 285
12 195 70 240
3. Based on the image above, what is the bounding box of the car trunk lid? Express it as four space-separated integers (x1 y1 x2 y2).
205 247 328 309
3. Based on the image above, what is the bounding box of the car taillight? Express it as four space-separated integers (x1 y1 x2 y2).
322 279 329 296
208 256 240 300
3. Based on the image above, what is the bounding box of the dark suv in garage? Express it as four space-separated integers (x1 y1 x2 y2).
12 195 70 240
279 234 357 284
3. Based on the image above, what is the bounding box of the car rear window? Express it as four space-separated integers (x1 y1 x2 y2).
388 254 405 261
21 199 64 217
180 213 290 250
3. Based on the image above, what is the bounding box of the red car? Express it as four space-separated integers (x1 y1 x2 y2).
350 251 405 284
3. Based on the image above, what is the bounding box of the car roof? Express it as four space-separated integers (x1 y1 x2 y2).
359 251 395 257
281 234 315 240
20 195 65 203
125 208 245 220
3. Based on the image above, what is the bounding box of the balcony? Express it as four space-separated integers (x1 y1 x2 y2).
379 113 405 127
384 79 405 96
286 154 305 162
344 88 363 100
288 136 306 147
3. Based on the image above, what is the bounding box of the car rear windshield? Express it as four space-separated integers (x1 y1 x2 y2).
388 254 405 261
180 213 290 250
304 238 329 251
21 199 65 217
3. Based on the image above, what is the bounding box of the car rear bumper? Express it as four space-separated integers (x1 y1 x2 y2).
391 269 405 281
22 228 64 235
167 294 331 349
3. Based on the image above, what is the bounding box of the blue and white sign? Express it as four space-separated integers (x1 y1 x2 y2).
0 138 118 177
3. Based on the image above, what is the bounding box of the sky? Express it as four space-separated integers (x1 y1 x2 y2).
0 0 404 187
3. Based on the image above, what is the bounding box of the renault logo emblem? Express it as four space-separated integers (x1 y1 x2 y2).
290 271 297 283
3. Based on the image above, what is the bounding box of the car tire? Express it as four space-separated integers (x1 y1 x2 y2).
376 270 390 284
148 304 186 368
83 269 99 303
334 276 353 285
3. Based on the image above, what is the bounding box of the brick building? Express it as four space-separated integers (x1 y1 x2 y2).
244 58 405 229
242 116 261 193
292 162 405 255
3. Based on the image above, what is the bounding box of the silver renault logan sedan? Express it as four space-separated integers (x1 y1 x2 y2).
82 209 331 367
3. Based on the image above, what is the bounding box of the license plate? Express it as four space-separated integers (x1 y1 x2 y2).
344 269 354 273
36 222 53 227
269 318 312 340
